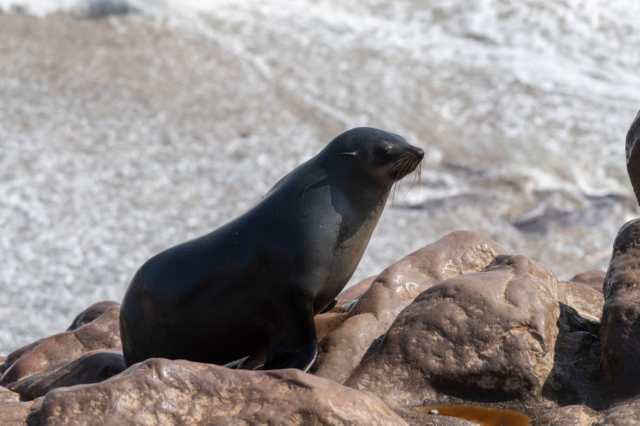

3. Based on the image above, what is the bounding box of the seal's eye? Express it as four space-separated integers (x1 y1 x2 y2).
375 145 391 158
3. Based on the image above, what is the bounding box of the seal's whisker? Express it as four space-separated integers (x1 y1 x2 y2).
415 162 422 202
392 158 414 204
407 161 422 200
404 162 418 197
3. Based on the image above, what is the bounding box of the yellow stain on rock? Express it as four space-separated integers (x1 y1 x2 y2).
417 405 530 426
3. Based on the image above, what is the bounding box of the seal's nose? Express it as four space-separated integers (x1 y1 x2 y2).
413 147 425 161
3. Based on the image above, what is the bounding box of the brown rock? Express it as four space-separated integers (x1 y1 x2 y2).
334 276 376 311
66 301 120 331
534 405 600 426
314 276 375 342
0 301 121 393
350 231 513 327
393 407 480 426
34 358 407 426
0 401 32 426
625 109 640 206
7 349 125 400
0 386 19 402
346 254 560 412
570 270 606 294
601 219 640 399
0 397 41 426
560 280 604 322
312 313 386 383
596 398 640 426
312 231 510 384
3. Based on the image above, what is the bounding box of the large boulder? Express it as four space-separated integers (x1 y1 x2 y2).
345 254 560 414
0 301 122 399
312 231 510 383
600 219 640 399
31 358 407 426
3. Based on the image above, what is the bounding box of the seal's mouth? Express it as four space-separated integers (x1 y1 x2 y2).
389 150 423 181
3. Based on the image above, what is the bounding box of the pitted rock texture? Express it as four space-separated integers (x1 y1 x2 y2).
346 254 560 410
0 301 121 394
596 398 640 426
570 270 606 294
312 231 510 383
7 349 125 400
560 281 603 322
601 219 640 399
533 405 600 426
33 358 407 426
625 109 640 206
0 387 19 403
0 397 42 426
0 401 34 426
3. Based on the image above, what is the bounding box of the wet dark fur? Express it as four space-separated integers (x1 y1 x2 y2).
120 127 424 371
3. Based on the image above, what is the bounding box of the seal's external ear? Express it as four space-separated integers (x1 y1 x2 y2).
340 152 357 158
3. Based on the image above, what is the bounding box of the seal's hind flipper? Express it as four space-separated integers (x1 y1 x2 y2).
319 298 338 313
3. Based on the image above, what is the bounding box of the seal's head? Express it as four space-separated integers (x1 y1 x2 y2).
321 127 424 187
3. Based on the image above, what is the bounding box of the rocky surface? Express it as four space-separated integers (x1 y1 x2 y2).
0 393 42 426
345 254 560 415
560 280 603 322
533 405 600 425
311 231 511 384
31 358 407 426
0 301 122 397
7 349 126 401
2 225 640 424
596 398 640 426
0 400 37 426
544 302 603 410
570 270 606 294
0 386 19 403
600 219 640 400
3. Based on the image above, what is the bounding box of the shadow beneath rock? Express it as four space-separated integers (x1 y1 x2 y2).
542 302 607 410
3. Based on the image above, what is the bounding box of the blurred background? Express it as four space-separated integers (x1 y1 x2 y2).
1 0 639 354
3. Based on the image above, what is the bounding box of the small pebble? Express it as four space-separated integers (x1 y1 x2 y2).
428 409 439 415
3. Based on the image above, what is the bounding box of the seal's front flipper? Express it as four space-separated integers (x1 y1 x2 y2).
263 339 318 372
319 298 338 313
263 299 318 372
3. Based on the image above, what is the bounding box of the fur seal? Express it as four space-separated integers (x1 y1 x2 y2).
120 127 424 371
